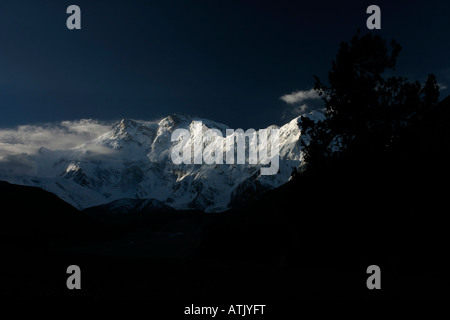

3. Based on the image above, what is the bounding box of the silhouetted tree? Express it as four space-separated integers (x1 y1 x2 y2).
299 30 440 172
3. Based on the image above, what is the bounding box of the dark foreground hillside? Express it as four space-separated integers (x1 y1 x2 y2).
0 180 389 301
0 181 105 244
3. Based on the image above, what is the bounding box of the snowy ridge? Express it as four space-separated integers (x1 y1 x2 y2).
0 112 323 212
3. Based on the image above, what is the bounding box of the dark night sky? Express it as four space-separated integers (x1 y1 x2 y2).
0 0 449 129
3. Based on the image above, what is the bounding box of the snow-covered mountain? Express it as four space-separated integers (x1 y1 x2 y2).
0 112 324 212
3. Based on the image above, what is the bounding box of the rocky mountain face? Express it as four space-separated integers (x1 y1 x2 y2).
0 112 323 212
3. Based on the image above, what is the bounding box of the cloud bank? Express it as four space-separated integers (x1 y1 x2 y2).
0 119 112 158
280 88 320 105
438 83 448 91
280 88 323 120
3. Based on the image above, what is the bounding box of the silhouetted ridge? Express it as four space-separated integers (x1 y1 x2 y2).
0 181 104 244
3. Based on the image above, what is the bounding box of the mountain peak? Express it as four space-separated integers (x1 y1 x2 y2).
94 118 157 150
111 119 135 142
118 118 138 128
158 113 193 129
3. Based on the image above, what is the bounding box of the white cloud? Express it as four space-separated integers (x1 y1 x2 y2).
280 88 324 120
280 88 320 104
0 119 111 159
438 83 448 91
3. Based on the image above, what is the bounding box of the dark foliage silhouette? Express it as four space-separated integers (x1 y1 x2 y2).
299 31 440 172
